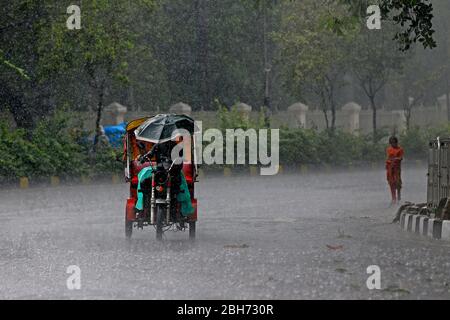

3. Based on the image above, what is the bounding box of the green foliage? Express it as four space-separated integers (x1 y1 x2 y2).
0 123 42 179
30 111 88 178
279 128 385 166
0 50 30 80
217 107 387 166
336 0 436 51
89 145 123 176
400 125 450 160
399 126 429 159
0 111 123 182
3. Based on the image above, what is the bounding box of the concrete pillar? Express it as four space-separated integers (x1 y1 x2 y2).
287 103 309 128
392 110 407 134
105 102 128 125
342 102 362 135
169 102 192 116
437 94 447 110
235 103 252 121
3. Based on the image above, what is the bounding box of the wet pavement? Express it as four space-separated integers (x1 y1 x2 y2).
1 167 449 300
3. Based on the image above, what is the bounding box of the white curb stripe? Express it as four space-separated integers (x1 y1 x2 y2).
427 219 435 238
419 216 427 235
434 220 442 240
411 215 420 234
406 214 413 232
442 221 450 241
400 213 406 230
399 213 450 241
402 214 410 231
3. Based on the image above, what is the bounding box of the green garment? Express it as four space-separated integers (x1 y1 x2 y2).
135 167 194 216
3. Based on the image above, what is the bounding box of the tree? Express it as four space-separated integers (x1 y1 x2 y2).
195 0 210 111
346 2 406 140
43 0 156 147
0 1 57 132
393 50 441 130
431 0 450 121
275 0 352 132
336 0 436 51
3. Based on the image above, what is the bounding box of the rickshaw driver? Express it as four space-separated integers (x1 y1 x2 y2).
132 141 151 174
136 141 147 161
135 138 194 218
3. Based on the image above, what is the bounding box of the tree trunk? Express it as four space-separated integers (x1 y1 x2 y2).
405 108 411 131
370 96 377 142
0 82 35 134
7 99 35 134
196 0 209 111
263 0 271 113
446 74 450 122
331 102 336 133
322 109 329 130
93 83 105 150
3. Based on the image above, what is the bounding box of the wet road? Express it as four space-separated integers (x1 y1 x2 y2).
1 167 450 300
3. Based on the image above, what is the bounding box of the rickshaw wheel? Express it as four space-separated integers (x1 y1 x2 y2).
156 205 164 241
189 221 196 240
125 219 133 239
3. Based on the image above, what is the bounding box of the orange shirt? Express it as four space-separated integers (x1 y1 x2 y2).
386 146 404 167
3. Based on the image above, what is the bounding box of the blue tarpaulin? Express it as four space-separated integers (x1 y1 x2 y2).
104 123 126 148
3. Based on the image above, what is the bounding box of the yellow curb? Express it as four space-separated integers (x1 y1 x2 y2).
112 174 120 184
81 176 91 185
197 169 205 179
250 166 258 176
300 165 308 175
277 165 284 175
50 176 60 187
224 167 232 177
19 177 29 189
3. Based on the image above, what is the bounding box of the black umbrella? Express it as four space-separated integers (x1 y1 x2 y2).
134 114 198 144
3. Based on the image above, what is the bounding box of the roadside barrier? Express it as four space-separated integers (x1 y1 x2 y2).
81 176 91 185
50 176 60 187
11 160 423 190
277 165 284 175
223 167 232 177
197 169 205 179
400 212 450 241
300 164 308 175
112 174 120 184
19 177 29 189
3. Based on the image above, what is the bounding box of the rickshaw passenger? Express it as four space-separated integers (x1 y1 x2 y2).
133 141 150 174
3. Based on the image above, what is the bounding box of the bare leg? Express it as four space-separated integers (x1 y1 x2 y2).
390 184 397 205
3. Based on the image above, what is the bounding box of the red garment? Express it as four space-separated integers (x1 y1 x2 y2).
386 146 404 189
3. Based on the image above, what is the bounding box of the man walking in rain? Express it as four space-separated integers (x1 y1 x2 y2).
386 136 404 206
